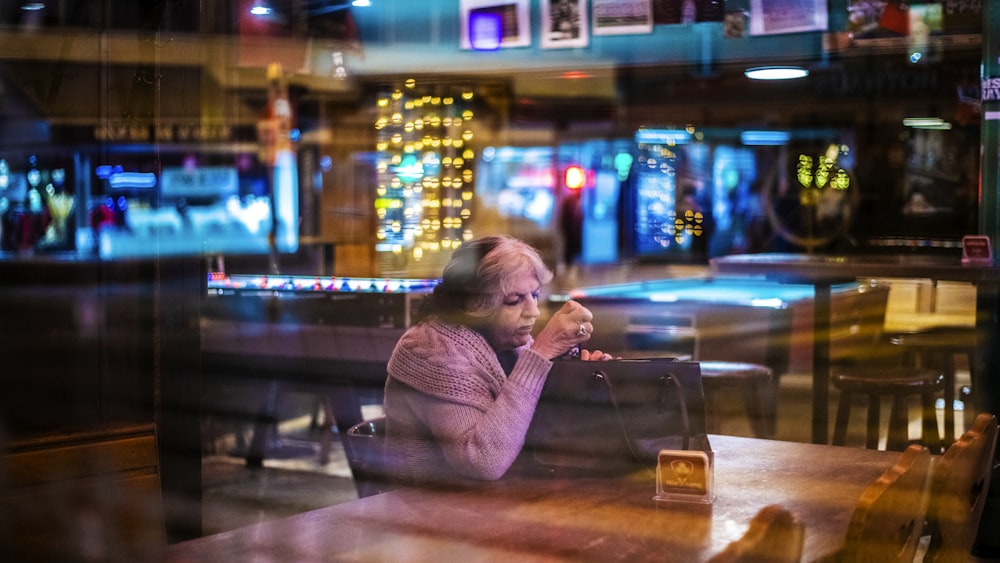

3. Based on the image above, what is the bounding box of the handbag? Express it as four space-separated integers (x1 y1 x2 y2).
525 358 712 475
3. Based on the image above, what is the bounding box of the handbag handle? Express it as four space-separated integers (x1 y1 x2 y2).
592 368 695 463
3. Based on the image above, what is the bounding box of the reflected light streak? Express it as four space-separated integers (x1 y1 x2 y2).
744 66 809 80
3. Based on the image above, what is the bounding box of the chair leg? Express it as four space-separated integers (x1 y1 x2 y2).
866 394 882 450
943 354 956 444
760 379 778 437
887 394 909 451
919 391 942 454
743 383 768 438
704 387 722 435
317 396 336 465
964 350 976 431
247 380 281 468
833 390 852 446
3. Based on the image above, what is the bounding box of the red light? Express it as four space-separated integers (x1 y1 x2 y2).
565 165 586 190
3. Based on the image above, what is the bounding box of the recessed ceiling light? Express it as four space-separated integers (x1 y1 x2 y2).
744 66 809 80
249 0 272 16
902 117 944 127
903 117 952 130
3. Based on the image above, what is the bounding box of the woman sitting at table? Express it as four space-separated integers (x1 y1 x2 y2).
383 235 609 486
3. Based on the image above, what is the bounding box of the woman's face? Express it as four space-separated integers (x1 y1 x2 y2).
481 270 541 352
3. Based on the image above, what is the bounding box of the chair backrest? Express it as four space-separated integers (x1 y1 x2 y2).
345 416 388 498
829 281 892 363
707 504 804 563
0 421 165 562
624 314 699 360
925 412 999 563
838 443 933 563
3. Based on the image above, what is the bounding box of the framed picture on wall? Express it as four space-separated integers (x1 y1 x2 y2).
592 0 653 36
542 0 589 49
749 0 828 36
460 0 532 50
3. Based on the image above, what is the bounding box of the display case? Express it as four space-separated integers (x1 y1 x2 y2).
0 151 298 261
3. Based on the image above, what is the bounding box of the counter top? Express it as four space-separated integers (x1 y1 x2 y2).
710 252 1000 284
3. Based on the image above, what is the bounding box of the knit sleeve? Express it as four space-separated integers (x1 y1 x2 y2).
411 350 552 480
385 320 553 480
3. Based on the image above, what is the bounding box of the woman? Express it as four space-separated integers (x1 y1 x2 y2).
383 235 609 486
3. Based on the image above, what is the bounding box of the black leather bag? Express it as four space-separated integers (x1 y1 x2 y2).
525 358 711 475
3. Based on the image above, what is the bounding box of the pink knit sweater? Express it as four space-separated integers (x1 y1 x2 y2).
383 317 551 485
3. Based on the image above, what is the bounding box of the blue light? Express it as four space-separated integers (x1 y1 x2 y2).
96 165 114 179
109 172 157 189
395 154 424 183
741 130 791 146
635 129 692 145
469 12 502 51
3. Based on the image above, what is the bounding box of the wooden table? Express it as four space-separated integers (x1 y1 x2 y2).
711 252 1000 444
166 435 901 562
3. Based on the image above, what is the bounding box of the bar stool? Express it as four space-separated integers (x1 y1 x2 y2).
699 361 774 438
831 366 944 452
889 326 978 444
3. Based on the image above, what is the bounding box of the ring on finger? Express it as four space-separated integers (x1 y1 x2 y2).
577 320 588 336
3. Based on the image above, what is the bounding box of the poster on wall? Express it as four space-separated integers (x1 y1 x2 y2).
592 0 653 36
652 0 726 25
460 0 531 50
749 0 828 36
542 0 589 49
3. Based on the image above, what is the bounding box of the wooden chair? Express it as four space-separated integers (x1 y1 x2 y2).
1 421 165 562
924 412 999 563
835 444 933 563
831 366 944 452
707 504 804 563
889 326 980 445
345 416 389 498
700 361 775 438
623 316 777 438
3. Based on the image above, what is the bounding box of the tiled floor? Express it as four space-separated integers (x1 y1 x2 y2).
200 408 362 536
201 450 357 537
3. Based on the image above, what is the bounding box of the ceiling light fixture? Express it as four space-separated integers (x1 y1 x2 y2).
20 2 45 10
903 117 944 127
903 117 952 130
250 0 272 16
744 66 809 80
352 0 372 6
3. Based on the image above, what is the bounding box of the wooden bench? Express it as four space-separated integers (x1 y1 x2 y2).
1 421 165 562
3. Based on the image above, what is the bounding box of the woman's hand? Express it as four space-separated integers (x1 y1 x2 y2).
531 300 595 360
580 349 616 361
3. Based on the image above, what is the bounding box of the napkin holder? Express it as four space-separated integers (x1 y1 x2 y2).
654 449 715 504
